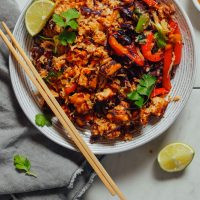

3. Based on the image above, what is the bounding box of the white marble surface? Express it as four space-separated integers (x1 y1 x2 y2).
16 0 200 199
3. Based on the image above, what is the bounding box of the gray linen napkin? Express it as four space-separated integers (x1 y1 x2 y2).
0 1 97 199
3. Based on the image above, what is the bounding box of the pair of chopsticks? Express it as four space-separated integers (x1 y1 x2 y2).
0 22 126 200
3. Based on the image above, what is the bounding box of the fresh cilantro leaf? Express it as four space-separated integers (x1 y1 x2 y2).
58 31 68 46
128 91 144 108
35 114 52 127
61 8 80 22
142 85 155 105
135 97 144 108
139 74 157 88
59 31 76 45
44 71 62 82
53 9 80 46
65 32 76 44
137 85 149 96
53 14 66 27
66 19 78 30
60 39 67 46
44 71 61 82
127 91 141 101
13 155 37 178
127 74 157 108
47 71 56 77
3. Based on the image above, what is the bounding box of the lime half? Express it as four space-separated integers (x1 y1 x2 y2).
158 143 195 172
25 0 55 36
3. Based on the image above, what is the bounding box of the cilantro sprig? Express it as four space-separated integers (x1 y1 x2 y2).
35 113 52 127
58 30 76 45
127 74 157 108
44 70 62 83
13 155 37 178
52 8 80 45
53 8 80 28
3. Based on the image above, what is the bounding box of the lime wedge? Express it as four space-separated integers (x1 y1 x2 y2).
25 0 55 36
157 143 194 172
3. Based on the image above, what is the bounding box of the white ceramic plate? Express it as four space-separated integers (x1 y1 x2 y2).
9 0 196 154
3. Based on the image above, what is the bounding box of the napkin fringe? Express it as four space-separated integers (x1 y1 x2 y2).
73 172 96 200
68 168 84 189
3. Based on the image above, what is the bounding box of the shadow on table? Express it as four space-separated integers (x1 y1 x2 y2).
102 132 170 181
152 158 185 180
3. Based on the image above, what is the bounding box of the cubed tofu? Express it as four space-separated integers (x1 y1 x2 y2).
107 101 131 123
78 68 98 89
69 93 93 114
140 97 169 125
91 118 121 139
95 88 115 101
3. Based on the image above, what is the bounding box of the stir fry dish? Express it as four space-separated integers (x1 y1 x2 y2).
31 0 183 142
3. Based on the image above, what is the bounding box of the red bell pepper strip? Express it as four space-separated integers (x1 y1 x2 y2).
173 39 182 66
126 44 145 66
142 0 159 9
122 0 134 4
169 20 183 65
151 88 169 98
108 36 144 66
169 20 178 34
173 25 182 65
163 47 173 91
141 32 163 62
108 36 129 56
65 83 77 95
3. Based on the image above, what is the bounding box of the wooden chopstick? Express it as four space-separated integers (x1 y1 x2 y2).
1 22 115 197
1 23 126 200
0 27 116 197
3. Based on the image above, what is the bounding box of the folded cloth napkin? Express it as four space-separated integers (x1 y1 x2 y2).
0 1 97 199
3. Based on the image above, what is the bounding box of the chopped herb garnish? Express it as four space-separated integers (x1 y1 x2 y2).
61 8 80 21
135 34 146 44
127 74 157 108
52 8 80 45
59 30 76 45
13 155 37 178
154 32 167 48
47 71 58 77
39 35 54 41
53 14 66 27
35 113 52 127
135 13 150 33
152 12 170 47
44 70 62 83
66 20 79 30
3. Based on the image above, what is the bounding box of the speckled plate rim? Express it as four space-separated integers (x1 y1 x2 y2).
9 0 196 154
